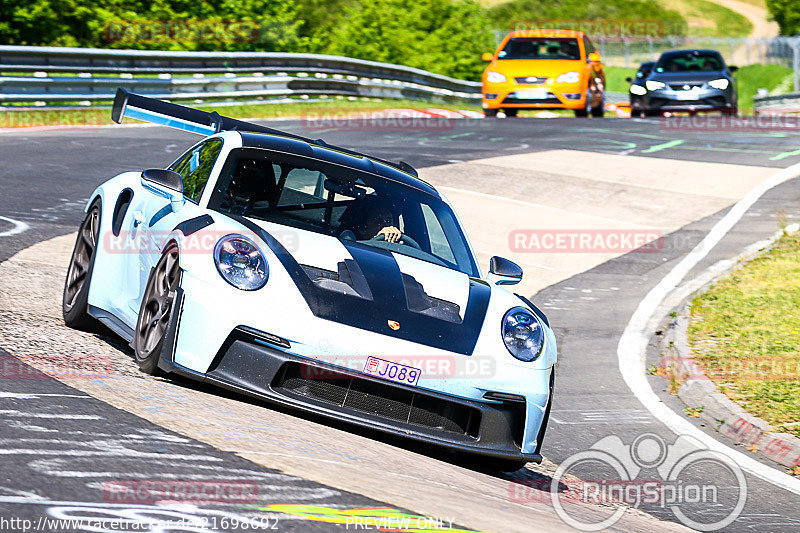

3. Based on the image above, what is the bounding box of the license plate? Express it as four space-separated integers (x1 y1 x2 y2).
516 89 548 100
363 356 421 386
675 90 700 100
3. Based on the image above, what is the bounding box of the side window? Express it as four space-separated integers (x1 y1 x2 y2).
421 203 455 264
583 36 596 55
278 167 326 206
169 139 223 203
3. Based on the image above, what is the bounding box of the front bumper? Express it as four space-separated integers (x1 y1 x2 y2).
161 325 545 463
638 87 735 112
483 83 586 110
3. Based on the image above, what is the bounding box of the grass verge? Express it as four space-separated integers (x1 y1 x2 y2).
0 99 481 129
689 231 800 439
659 0 753 37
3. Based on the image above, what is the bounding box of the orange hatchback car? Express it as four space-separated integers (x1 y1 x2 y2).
481 30 605 118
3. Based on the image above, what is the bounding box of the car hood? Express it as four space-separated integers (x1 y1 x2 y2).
649 71 729 84
488 59 584 79
239 217 492 355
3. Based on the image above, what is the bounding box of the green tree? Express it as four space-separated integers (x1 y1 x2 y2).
0 0 304 51
324 0 496 80
765 0 800 35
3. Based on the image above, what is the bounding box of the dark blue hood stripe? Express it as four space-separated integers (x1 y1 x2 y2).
229 215 490 355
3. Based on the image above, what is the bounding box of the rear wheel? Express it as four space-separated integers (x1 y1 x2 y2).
504 108 518 118
63 201 101 329
133 243 181 375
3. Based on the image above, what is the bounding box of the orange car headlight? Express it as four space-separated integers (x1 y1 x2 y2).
555 72 580 83
486 71 507 83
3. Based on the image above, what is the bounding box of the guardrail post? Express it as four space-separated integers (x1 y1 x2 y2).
794 39 800 93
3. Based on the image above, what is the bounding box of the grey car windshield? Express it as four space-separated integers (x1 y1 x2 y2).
656 52 724 72
208 148 480 277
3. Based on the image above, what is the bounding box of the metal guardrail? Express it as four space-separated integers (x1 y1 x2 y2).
0 46 482 104
753 93 800 114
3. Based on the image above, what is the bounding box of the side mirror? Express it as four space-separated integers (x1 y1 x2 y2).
486 256 522 286
482 52 494 62
141 168 184 212
625 77 633 83
729 65 738 73
588 52 601 63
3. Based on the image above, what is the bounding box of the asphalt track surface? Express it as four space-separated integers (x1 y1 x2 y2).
2 116 800 532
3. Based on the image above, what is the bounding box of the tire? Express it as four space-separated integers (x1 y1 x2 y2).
504 108 518 117
484 108 498 118
133 243 181 375
591 94 605 117
63 200 101 329
574 89 591 118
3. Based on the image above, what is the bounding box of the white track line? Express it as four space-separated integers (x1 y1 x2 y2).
0 216 29 237
618 161 800 494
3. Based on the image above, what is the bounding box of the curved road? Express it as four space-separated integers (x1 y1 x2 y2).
2 116 800 532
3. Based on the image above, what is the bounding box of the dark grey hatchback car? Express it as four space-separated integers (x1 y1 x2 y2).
628 49 738 117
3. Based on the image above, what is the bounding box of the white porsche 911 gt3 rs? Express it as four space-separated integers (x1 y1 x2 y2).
63 89 556 471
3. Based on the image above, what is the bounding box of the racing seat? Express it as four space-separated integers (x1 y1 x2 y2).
224 159 277 214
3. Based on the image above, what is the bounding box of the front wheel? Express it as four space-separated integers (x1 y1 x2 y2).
133 243 181 375
63 201 101 329
574 89 591 117
484 108 498 118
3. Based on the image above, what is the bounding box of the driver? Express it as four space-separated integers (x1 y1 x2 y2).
340 197 404 243
364 203 402 243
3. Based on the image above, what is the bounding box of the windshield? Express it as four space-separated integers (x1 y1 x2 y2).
656 52 724 73
208 148 479 277
498 38 581 60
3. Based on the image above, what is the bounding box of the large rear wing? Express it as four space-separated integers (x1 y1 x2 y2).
110 88 418 177
112 88 312 140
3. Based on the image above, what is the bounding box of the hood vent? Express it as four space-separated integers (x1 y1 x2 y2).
402 274 462 324
301 260 373 300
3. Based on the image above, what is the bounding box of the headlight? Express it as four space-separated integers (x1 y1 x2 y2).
502 307 545 362
486 71 507 83
214 234 268 291
630 84 647 96
555 71 580 83
708 78 729 90
646 80 666 91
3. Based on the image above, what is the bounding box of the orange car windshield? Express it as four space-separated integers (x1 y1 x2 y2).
498 38 581 60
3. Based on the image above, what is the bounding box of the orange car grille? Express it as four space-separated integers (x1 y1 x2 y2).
514 76 548 84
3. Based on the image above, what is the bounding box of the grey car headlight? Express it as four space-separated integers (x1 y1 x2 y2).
502 306 545 362
214 234 268 291
708 78 729 90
